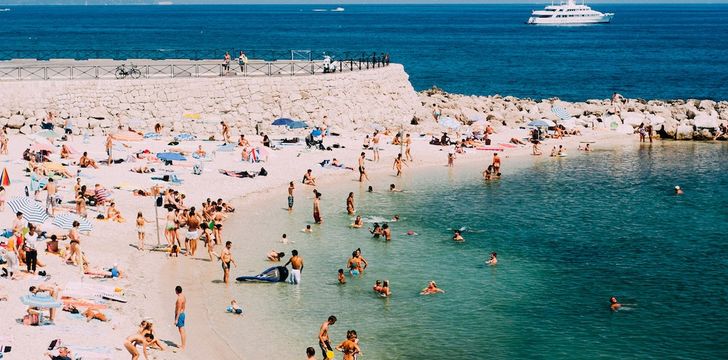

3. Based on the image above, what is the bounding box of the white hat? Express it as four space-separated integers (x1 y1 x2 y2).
675 186 681 190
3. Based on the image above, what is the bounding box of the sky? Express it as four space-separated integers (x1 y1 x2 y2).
2 0 727 4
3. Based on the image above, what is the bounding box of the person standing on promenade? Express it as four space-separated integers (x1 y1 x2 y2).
238 50 248 73
346 192 355 215
216 241 237 285
285 249 304 285
318 315 337 359
357 152 369 182
220 121 231 144
313 190 322 224
404 133 413 161
223 51 231 74
174 285 186 351
288 181 295 212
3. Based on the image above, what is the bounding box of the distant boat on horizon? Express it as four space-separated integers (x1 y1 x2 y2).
527 0 613 25
157 1 173 5
0 8 11 12
331 7 345 12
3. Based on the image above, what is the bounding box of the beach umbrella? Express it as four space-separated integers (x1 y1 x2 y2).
551 105 571 121
527 119 554 128
7 197 49 224
438 117 461 130
288 121 309 129
53 213 93 232
1 168 9 186
693 114 719 129
29 142 55 153
20 293 62 309
111 131 143 142
156 152 187 162
272 118 295 126
34 130 61 139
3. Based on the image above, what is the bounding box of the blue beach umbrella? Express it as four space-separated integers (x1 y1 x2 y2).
156 152 187 162
528 119 555 128
288 121 309 129
52 213 93 232
20 293 62 309
438 117 461 130
272 118 295 126
7 197 49 224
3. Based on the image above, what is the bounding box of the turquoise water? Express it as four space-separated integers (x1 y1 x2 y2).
207 142 727 359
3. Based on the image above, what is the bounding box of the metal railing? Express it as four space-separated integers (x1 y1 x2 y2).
0 49 389 62
0 58 392 81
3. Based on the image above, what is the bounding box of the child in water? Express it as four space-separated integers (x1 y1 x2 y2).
338 269 346 284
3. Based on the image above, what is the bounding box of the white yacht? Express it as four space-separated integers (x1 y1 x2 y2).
527 0 614 25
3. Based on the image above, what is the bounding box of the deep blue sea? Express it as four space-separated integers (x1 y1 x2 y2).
1 4 727 101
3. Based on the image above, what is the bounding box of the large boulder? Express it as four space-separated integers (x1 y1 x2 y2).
7 114 25 129
675 125 693 140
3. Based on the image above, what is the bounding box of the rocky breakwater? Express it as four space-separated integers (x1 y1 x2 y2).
417 88 728 140
0 64 420 137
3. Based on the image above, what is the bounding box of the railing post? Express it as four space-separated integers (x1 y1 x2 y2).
44 67 48 80
268 63 272 76
171 65 175 78
70 66 74 80
95 66 99 79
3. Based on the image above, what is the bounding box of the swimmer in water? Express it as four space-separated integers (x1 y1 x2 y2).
302 225 312 233
338 269 346 284
674 186 684 195
453 230 464 242
372 280 382 293
367 186 373 193
486 252 497 266
391 215 400 222
351 215 363 228
389 184 402 192
379 280 391 297
610 297 621 311
420 281 445 295
279 233 289 244
406 230 418 236
370 223 382 238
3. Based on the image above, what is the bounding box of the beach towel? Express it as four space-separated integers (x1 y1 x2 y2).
175 133 196 141
143 132 161 139
94 188 112 203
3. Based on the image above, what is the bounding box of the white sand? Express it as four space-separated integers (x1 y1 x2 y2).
0 125 632 359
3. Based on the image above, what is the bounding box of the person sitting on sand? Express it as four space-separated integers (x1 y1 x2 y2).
420 281 445 295
238 135 250 147
229 300 243 315
610 297 622 311
60 144 72 159
195 145 207 157
138 320 165 350
78 152 98 169
674 186 684 195
44 346 72 360
267 250 285 262
106 202 125 223
486 252 498 266
302 169 316 186
124 332 154 360
351 215 363 228
453 230 464 242
550 146 557 157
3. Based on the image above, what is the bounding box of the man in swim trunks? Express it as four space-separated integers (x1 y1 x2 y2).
213 206 226 244
318 315 337 360
358 152 369 182
288 181 295 212
124 333 154 360
285 250 304 285
217 241 237 285
313 191 322 224
174 285 186 351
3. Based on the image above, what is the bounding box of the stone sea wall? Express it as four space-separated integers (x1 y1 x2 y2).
419 88 728 140
0 64 420 136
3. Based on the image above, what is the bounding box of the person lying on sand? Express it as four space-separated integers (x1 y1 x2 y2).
83 308 108 322
131 166 155 173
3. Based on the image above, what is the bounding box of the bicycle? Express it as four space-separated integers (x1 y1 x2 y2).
115 63 142 79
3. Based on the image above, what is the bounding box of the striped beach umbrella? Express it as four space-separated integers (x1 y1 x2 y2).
7 197 49 224
551 105 571 121
52 213 93 232
0 167 9 186
20 293 62 309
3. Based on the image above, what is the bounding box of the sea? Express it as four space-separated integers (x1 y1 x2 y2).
206 142 727 360
1 4 728 101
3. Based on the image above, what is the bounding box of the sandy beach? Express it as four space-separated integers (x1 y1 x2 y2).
0 117 638 360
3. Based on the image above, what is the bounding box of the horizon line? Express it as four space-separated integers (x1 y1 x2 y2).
3 1 728 6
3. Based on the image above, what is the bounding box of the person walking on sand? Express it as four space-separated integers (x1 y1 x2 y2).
313 190 323 224
357 152 369 182
288 181 295 212
318 315 337 359
105 134 113 166
174 285 186 351
404 133 413 161
215 241 237 285
372 131 381 162
185 210 201 257
221 121 231 144
135 212 153 251
392 153 407 177
45 178 57 216
285 249 304 285
124 333 154 360
346 192 355 215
